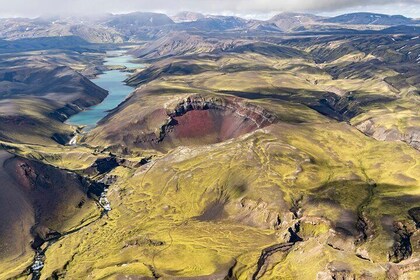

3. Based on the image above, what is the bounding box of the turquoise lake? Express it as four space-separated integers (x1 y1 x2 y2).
66 51 143 130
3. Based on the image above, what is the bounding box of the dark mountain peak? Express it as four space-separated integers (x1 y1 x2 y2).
176 15 248 31
107 12 174 27
205 15 250 25
379 25 420 34
268 12 323 31
269 12 322 20
324 12 414 25
337 12 408 18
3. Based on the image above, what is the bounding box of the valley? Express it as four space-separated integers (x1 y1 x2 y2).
0 10 419 280
66 50 144 131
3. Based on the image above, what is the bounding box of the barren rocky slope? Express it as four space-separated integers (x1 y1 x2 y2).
0 49 108 145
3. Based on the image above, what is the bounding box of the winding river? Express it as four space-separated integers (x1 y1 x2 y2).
66 50 143 131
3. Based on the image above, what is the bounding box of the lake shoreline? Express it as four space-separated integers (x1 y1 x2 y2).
65 50 144 133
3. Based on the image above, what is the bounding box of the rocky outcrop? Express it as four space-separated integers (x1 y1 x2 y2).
84 156 120 176
170 96 275 123
252 242 295 280
310 91 397 122
388 222 415 263
355 119 420 151
408 207 420 228
317 261 357 280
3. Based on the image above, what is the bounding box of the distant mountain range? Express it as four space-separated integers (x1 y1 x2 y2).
0 11 418 43
323 12 418 25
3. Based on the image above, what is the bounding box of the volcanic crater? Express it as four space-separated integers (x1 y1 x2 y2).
150 95 276 149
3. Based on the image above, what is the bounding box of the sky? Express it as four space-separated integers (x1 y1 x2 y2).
0 0 418 19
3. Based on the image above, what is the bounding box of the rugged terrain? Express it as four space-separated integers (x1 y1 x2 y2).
0 41 112 145
0 11 419 280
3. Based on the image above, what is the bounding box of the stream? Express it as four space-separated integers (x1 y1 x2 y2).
27 50 143 279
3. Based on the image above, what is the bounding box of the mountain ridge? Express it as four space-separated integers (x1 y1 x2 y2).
0 11 418 43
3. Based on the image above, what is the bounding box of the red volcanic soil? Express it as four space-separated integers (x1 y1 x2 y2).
173 110 217 139
170 109 260 143
0 151 33 262
0 150 94 262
